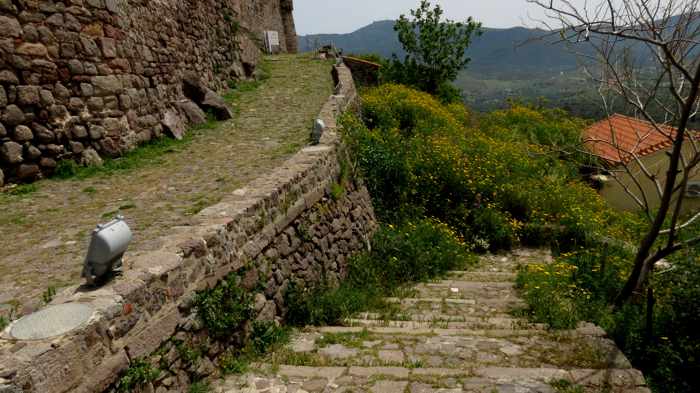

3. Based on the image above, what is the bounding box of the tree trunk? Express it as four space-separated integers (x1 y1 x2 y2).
616 61 700 306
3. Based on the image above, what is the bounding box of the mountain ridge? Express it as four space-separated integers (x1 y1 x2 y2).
298 20 581 77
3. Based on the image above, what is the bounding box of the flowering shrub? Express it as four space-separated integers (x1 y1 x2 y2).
517 234 700 393
343 84 622 251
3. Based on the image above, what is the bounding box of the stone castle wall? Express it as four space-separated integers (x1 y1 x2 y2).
0 0 297 185
0 64 375 393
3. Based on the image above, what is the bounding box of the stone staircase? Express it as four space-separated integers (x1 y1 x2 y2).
215 249 649 393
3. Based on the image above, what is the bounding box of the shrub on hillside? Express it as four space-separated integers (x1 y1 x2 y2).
480 104 595 166
343 84 621 251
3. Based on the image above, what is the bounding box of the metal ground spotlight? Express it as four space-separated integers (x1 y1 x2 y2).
81 215 132 286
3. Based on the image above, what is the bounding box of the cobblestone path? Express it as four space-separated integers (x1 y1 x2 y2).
216 249 649 393
0 54 333 314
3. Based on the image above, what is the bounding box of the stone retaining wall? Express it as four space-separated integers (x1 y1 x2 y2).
0 0 297 184
0 64 376 393
342 56 381 87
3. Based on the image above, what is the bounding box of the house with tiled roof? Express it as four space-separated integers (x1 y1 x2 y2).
583 114 700 212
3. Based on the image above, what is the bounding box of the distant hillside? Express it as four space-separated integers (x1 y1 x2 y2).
302 18 698 123
298 20 584 78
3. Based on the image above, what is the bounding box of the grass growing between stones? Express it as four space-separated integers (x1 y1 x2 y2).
194 271 254 340
0 183 39 203
219 321 291 375
188 381 211 393
285 219 477 326
192 269 291 376
315 329 371 349
115 358 161 393
51 116 218 182
549 379 585 393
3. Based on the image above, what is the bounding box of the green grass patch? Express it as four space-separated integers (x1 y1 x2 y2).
223 60 272 102
41 286 57 305
188 381 211 393
115 358 160 393
0 213 26 226
194 272 254 340
49 118 217 182
185 193 222 216
219 320 290 375
550 379 585 393
2 183 38 199
315 329 371 349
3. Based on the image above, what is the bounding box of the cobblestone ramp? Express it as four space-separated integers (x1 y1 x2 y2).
0 54 334 313
215 249 649 393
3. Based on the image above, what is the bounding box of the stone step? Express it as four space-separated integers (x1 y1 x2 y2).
314 323 608 338
216 249 649 393
344 317 546 331
215 366 648 393
425 281 515 289
385 296 525 307
447 271 518 282
412 281 519 301
279 326 630 371
383 296 526 317
353 312 516 323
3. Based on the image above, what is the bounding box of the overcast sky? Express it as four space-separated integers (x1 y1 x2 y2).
293 0 584 35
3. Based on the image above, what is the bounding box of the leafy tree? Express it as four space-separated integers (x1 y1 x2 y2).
385 0 481 99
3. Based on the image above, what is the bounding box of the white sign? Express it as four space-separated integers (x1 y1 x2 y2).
265 31 280 54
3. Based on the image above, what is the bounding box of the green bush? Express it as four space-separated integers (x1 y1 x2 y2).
218 321 289 375
194 273 253 340
285 219 475 326
115 359 160 392
349 219 473 287
53 159 80 179
249 321 290 356
188 381 211 393
285 281 379 327
343 84 621 251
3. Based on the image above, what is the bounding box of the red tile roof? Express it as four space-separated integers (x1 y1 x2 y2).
584 114 682 165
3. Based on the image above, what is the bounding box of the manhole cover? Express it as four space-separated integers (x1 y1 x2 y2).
8 303 94 340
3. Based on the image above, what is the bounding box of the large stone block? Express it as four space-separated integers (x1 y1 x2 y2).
0 16 21 38
16 163 39 180
2 105 24 126
15 42 47 56
13 125 33 142
17 86 39 105
92 75 122 96
0 71 18 85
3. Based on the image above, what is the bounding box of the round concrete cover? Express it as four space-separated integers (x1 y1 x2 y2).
9 303 94 340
